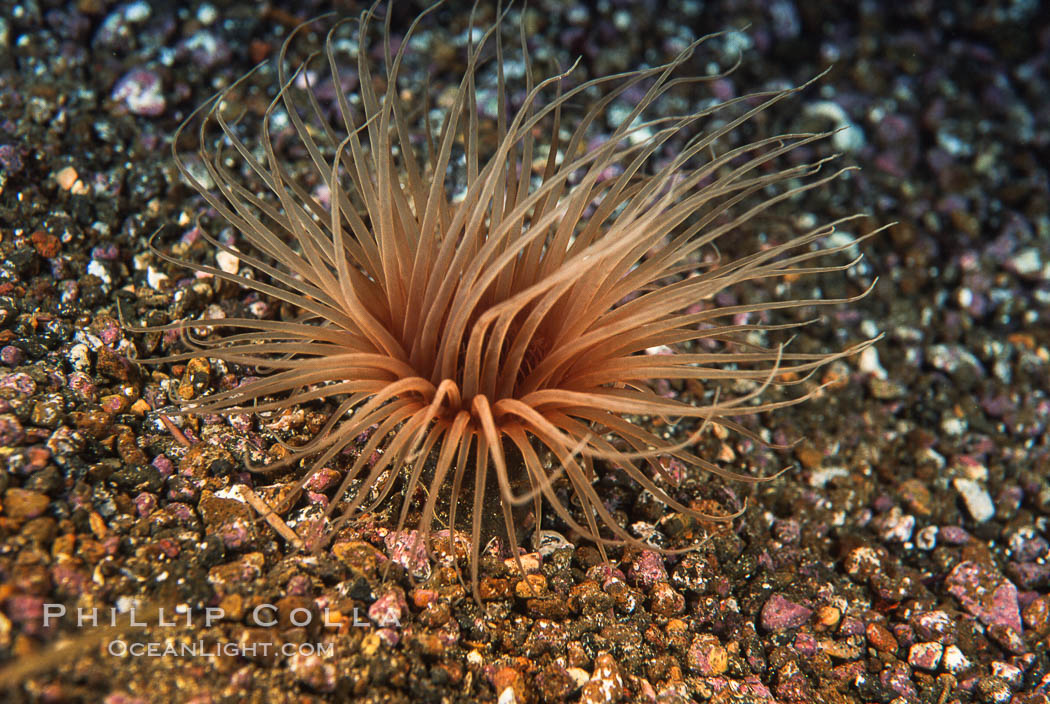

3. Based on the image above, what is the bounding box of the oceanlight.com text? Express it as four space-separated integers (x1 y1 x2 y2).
107 640 335 658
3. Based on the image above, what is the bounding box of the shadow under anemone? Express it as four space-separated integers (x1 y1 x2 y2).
131 3 883 600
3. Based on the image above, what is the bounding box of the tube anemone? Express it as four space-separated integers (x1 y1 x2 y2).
134 3 881 599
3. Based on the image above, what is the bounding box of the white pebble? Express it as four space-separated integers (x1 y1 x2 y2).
953 478 994 523
803 101 865 152
917 447 945 468
1009 248 1047 278
204 304 226 321
68 343 92 373
858 345 887 379
124 1 151 22
915 525 938 550
87 259 111 286
876 507 914 543
197 3 218 24
808 466 849 488
147 265 169 290
216 249 239 274
566 667 589 690
942 644 971 674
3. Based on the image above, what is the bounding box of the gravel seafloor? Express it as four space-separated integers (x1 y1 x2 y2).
1 1 1049 702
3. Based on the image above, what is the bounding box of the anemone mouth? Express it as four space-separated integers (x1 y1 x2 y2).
127 2 883 599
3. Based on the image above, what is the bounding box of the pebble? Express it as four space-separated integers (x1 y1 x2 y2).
775 660 815 701
179 31 231 70
953 478 995 522
0 414 25 445
869 377 906 399
872 506 915 542
866 622 898 653
67 373 98 404
807 466 850 487
330 541 383 585
504 552 541 575
815 605 841 630
1009 561 1050 589
626 550 668 589
793 634 818 664
492 666 525 704
215 250 239 274
1022 595 1050 636
146 266 170 290
514 573 548 598
479 577 511 601
843 544 884 579
987 623 1026 654
990 661 1022 688
197 490 254 549
533 664 578 700
760 594 812 632
908 641 943 671
857 345 887 378
100 393 130 415
0 346 21 366
687 634 728 676
304 467 341 493
1008 248 1046 278
96 345 137 382
911 610 953 641
67 344 92 373
0 372 35 396
133 492 157 518
803 101 865 152
897 479 932 516
974 676 1012 704
111 69 166 117
177 357 211 401
879 662 918 700
30 229 62 256
55 166 87 195
0 144 24 175
649 582 685 616
566 667 590 691
197 3 218 24
942 644 971 674
927 344 985 379
915 525 938 550
3 488 49 520
580 653 623 704
123 1 151 22
368 589 408 629
287 652 336 692
820 634 864 660
384 530 431 581
939 525 972 545
29 395 63 428
945 561 1023 635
